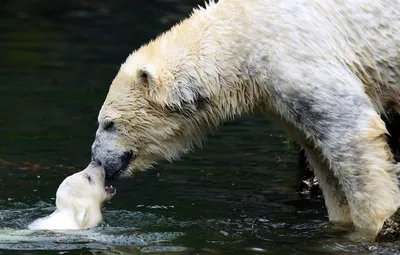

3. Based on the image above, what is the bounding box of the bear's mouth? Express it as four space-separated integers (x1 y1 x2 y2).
108 167 125 180
106 152 135 180
105 185 116 196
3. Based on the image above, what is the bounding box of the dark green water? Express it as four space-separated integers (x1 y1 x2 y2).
0 1 399 254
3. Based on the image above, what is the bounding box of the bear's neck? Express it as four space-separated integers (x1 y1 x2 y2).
184 5 271 122
81 206 103 228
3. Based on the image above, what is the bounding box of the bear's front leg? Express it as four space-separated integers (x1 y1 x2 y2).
301 144 352 223
280 123 352 224
330 110 400 240
271 63 400 240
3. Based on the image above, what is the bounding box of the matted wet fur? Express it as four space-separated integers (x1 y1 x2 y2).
297 109 400 241
297 109 400 196
90 0 400 241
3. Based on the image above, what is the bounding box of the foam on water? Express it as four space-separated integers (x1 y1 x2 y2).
0 202 186 252
0 227 185 251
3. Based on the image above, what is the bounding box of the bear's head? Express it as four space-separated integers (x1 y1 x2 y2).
92 46 217 178
91 20 258 179
55 162 116 227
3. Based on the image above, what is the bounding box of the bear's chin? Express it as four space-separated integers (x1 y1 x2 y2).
103 154 135 180
105 166 128 180
105 161 140 180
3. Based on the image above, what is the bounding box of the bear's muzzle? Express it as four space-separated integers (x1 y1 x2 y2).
91 136 134 180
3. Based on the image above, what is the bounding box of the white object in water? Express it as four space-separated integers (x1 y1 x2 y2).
28 162 116 230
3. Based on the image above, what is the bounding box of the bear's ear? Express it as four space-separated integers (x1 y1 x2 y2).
137 66 156 90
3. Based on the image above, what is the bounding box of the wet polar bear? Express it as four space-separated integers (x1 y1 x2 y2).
90 0 400 241
28 162 116 230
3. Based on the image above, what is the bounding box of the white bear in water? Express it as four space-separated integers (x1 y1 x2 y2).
28 162 116 230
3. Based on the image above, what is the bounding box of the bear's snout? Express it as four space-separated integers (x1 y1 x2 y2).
91 141 133 180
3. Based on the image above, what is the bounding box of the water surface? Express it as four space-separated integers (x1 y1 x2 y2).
1 1 399 254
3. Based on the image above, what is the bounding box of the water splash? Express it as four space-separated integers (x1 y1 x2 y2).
0 203 186 252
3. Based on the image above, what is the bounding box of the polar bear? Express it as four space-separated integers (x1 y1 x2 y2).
90 0 400 241
28 162 116 230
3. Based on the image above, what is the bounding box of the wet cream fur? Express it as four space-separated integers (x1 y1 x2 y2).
28 163 115 230
91 0 400 240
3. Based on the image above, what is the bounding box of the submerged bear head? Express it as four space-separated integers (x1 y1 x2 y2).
28 162 116 230
56 162 116 213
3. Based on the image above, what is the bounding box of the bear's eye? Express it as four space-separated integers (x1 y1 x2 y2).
103 121 115 131
84 173 92 184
